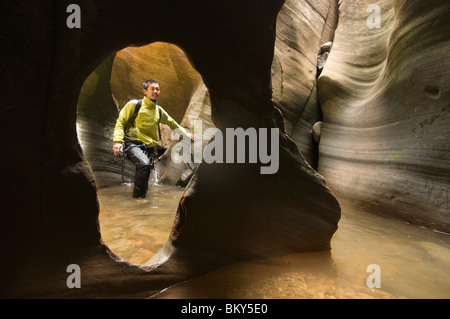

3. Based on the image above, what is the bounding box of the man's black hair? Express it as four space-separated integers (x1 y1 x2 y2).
143 79 158 89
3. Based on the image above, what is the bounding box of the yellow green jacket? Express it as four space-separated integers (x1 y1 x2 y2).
113 96 187 147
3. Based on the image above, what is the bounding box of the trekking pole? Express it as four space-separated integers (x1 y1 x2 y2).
120 150 126 183
150 148 162 169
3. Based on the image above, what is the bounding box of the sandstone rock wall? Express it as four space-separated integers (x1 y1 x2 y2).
76 53 135 187
318 0 450 232
158 80 215 185
272 0 339 168
111 42 202 126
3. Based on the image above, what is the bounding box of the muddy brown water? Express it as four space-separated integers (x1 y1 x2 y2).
98 183 450 299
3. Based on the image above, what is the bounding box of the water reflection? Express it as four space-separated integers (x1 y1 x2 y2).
98 183 184 265
98 185 450 299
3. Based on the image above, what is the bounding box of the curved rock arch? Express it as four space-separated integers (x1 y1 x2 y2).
1 0 340 298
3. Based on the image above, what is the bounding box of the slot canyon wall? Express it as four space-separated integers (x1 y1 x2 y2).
0 0 448 298
271 0 339 169
318 0 449 232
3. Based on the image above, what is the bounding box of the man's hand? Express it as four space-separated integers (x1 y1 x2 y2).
113 142 123 156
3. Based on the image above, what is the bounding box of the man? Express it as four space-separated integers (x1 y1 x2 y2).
113 79 195 198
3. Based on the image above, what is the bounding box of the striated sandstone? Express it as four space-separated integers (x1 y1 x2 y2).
318 0 450 232
271 0 339 169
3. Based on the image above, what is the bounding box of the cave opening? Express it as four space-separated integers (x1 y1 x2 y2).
76 41 213 266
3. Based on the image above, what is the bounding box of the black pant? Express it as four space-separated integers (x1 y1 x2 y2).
125 142 155 191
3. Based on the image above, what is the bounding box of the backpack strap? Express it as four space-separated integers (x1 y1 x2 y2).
129 99 143 128
157 105 162 141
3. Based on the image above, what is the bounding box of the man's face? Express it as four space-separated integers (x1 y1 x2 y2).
143 83 160 100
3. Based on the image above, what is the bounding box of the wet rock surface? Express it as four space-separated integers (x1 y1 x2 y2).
318 0 450 232
271 0 338 168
